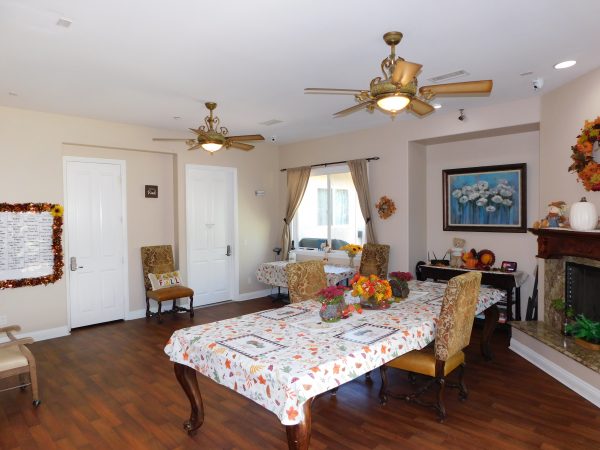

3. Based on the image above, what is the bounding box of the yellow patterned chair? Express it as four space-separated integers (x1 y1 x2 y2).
0 325 40 407
285 260 327 303
379 272 481 422
141 245 194 323
359 243 390 278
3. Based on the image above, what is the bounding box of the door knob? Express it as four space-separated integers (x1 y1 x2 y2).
226 245 231 256
70 257 83 271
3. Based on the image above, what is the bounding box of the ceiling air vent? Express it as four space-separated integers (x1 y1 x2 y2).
427 70 469 84
259 119 283 126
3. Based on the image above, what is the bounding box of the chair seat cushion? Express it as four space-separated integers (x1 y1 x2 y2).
0 346 29 371
147 286 194 301
385 346 465 377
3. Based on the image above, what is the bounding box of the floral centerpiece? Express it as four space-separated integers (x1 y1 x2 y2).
389 271 412 300
350 273 393 309
340 243 362 266
316 285 347 322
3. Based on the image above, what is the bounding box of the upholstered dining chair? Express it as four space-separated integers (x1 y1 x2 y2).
379 271 482 422
141 245 194 323
359 243 390 278
285 260 327 303
0 325 40 406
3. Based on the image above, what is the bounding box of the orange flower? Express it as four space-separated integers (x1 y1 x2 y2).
225 359 231 369
257 375 266 385
286 406 299 421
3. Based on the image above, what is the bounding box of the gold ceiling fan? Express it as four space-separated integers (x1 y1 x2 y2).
153 102 264 153
305 31 493 118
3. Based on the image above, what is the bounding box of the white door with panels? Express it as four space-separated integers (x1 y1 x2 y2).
64 158 127 328
186 165 236 306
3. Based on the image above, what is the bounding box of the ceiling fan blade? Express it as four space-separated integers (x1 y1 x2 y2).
187 144 202 151
229 142 254 151
226 134 264 142
152 138 189 142
410 98 435 116
333 100 373 117
305 88 364 95
419 80 493 97
391 61 422 86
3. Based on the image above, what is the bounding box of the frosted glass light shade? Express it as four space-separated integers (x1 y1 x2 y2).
376 94 410 113
201 142 223 152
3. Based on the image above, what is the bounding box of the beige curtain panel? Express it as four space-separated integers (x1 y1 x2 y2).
281 166 311 260
348 159 377 244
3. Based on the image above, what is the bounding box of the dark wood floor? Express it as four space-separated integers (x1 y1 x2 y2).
1 298 600 450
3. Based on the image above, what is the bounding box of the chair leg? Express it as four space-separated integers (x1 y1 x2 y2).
30 365 40 407
189 295 195 318
145 297 151 318
157 302 163 323
379 365 388 405
458 363 468 401
435 378 447 423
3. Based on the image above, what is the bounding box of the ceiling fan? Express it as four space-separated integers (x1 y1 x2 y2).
153 102 264 153
305 31 493 118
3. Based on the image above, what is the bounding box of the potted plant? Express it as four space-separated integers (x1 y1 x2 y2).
549 298 575 334
316 286 347 323
349 273 393 309
388 271 412 300
565 314 600 351
340 244 362 267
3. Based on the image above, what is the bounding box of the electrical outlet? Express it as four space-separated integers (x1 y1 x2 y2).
0 315 7 327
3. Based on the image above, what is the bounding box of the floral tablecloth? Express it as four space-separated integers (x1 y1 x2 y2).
256 260 356 288
165 280 504 426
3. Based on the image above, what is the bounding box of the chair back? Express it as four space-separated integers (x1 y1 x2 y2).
359 243 390 278
141 245 176 292
285 260 327 303
434 272 482 361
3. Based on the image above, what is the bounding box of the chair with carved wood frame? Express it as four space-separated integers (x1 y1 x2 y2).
141 245 194 323
359 243 390 278
0 325 40 407
379 272 481 422
285 260 327 303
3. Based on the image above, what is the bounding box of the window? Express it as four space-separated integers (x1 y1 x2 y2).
293 166 365 250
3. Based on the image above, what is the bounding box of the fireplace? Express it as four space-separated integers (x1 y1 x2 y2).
565 261 600 322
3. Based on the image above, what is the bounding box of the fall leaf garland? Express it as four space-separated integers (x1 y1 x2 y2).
375 196 396 219
569 116 600 191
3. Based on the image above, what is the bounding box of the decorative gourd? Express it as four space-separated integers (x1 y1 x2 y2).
569 197 598 231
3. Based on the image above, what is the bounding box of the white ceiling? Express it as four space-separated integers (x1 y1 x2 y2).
1 0 599 145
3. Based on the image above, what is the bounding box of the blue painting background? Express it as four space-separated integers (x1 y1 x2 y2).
448 169 521 226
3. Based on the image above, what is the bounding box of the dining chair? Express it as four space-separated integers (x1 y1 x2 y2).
141 245 194 323
379 271 482 422
359 243 390 278
0 325 40 406
285 260 327 303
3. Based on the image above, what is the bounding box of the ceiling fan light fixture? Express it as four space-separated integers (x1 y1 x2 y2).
201 142 223 152
376 94 410 113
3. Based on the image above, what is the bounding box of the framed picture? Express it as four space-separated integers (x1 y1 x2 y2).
145 185 158 198
443 163 526 233
501 261 518 272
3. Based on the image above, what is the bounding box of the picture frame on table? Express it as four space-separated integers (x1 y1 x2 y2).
442 163 527 233
501 261 518 272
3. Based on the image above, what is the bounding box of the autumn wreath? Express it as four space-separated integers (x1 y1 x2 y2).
375 196 396 219
569 116 600 191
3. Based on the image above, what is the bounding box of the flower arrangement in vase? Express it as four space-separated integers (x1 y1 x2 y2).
340 244 362 267
388 271 412 300
350 273 393 309
316 285 348 322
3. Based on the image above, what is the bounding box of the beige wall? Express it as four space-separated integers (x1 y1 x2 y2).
279 97 541 273
425 131 540 318
0 105 280 334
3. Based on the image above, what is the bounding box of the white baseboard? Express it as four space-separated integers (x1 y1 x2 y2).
510 338 600 408
235 289 272 301
0 325 70 343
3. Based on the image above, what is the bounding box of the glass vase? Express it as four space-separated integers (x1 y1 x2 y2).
348 254 355 267
319 301 344 322
359 296 391 310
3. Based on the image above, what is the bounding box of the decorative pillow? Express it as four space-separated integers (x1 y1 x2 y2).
148 270 182 290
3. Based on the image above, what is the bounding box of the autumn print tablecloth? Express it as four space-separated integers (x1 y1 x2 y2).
256 261 356 288
165 281 504 425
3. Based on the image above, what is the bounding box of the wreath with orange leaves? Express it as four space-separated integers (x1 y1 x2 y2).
569 116 600 191
375 196 396 219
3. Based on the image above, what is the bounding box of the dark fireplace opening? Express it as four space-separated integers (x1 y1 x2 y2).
565 262 600 322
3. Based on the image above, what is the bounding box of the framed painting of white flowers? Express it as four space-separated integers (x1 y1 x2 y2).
443 163 527 233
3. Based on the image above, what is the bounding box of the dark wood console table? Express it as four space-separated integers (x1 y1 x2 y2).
419 265 526 321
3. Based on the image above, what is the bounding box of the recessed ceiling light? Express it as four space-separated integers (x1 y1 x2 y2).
554 60 576 70
56 17 72 28
432 103 442 109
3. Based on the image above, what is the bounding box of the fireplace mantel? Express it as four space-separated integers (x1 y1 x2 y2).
528 228 600 260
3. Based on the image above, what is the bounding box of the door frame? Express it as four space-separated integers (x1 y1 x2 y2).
63 156 129 330
185 164 239 302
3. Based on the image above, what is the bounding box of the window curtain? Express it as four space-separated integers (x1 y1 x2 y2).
281 166 311 260
348 159 377 243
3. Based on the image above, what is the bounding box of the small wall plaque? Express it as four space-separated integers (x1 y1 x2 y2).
145 185 158 198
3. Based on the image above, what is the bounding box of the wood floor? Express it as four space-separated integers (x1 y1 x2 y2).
1 297 599 450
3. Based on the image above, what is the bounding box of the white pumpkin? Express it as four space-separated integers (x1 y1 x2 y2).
569 197 598 231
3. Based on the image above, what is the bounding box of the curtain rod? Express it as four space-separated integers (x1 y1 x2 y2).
280 156 380 172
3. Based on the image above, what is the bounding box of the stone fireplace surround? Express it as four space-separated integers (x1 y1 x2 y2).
509 228 600 408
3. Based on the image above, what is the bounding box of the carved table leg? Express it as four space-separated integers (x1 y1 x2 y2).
174 363 204 435
285 399 313 450
481 304 499 361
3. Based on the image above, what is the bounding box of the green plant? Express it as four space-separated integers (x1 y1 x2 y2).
550 298 575 318
565 315 600 344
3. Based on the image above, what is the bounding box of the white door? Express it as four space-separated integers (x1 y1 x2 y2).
186 165 236 305
64 158 127 328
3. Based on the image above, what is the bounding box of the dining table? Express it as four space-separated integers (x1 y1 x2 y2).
165 280 504 449
256 260 357 288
